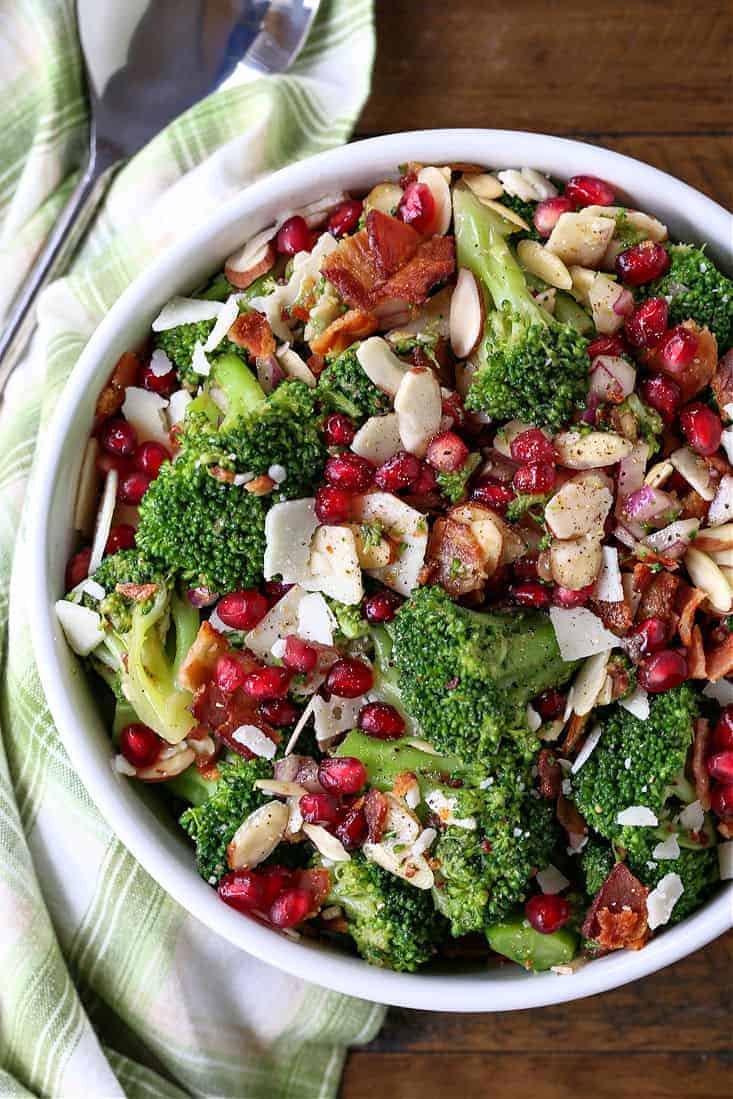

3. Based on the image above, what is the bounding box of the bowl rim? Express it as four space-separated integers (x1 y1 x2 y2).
29 128 733 1012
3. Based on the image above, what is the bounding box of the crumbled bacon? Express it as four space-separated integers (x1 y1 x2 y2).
687 625 707 678
364 788 388 843
704 633 733 681
309 308 379 357
636 570 680 623
675 582 707 647
307 352 325 376
368 209 422 277
114 582 159 602
556 792 588 838
177 621 229 692
595 907 650 951
228 311 276 359
645 321 717 403
537 748 562 799
590 597 633 636
712 348 733 414
94 351 141 428
378 236 456 305
426 517 486 597
190 680 279 758
690 717 712 810
680 489 710 521
582 862 650 950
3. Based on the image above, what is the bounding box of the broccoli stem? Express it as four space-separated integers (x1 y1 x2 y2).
168 762 221 807
335 730 462 790
487 913 579 971
211 352 265 430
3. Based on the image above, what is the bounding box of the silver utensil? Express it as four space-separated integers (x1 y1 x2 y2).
0 0 321 391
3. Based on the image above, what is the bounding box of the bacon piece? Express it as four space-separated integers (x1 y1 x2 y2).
537 748 562 800
321 228 383 309
244 474 276 496
228 311 276 359
691 717 712 810
190 680 278 758
364 788 388 843
705 633 733 681
590 597 633 636
675 583 707 647
377 236 456 306
307 352 325 376
392 770 419 798
636 570 680 622
177 621 228 692
556 792 587 838
94 351 141 428
712 349 733 414
563 712 590 755
581 862 650 950
687 625 707 678
114 582 159 603
680 489 710 521
645 321 718 403
367 209 422 278
309 308 379 357
427 517 486 597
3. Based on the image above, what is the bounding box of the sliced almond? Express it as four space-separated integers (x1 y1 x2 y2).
225 236 276 290
356 336 409 396
645 459 674 489
450 268 485 358
417 166 452 234
545 473 613 540
254 779 308 797
520 168 558 201
587 273 627 335
572 652 609 716
583 206 668 243
517 239 572 291
137 745 196 782
394 367 442 456
684 547 733 613
546 212 616 268
305 525 363 605
226 801 290 870
351 412 403 465
554 430 633 470
693 523 733 553
670 447 716 501
550 535 603 590
302 823 351 862
276 344 317 387
477 197 531 232
364 181 403 216
464 172 504 201
568 265 599 305
497 168 539 202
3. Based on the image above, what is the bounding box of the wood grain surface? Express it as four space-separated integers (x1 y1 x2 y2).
342 2 732 1095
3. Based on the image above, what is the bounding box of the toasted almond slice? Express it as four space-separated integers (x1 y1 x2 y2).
227 801 290 870
517 239 573 290
520 168 558 201
546 213 616 267
450 268 485 358
670 447 716 501
351 412 403 465
225 234 276 290
545 473 613 540
137 746 196 782
568 264 598 304
645 459 674 488
550 535 603 590
394 367 442 457
417 166 452 234
468 517 503 575
356 336 409 396
572 652 609 716
693 523 733 553
583 205 668 242
254 779 308 797
277 344 317 387
364 181 403 215
464 172 504 201
303 823 351 862
554 431 633 469
684 547 733 613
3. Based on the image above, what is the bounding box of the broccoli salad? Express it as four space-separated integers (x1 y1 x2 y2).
57 164 733 975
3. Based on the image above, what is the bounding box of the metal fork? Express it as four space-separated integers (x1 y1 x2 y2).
0 0 321 391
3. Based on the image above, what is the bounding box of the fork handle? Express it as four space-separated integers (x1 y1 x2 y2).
0 149 117 394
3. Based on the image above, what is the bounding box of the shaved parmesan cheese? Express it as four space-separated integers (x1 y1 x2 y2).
69 578 105 604
708 474 733 526
303 823 350 862
168 388 193 425
114 753 137 776
647 872 684 929
276 343 317 387
55 600 105 655
122 386 170 447
204 297 240 352
297 591 335 646
652 834 681 860
192 341 211 376
549 606 618 661
703 678 733 705
311 694 363 742
89 469 118 574
356 337 409 396
152 296 221 331
536 864 570 895
305 525 363 605
250 232 338 341
245 585 305 658
619 687 650 720
722 428 733 466
412 827 437 858
149 349 173 376
526 703 542 732
616 806 658 827
571 724 603 773
719 840 733 880
231 724 277 759
264 498 318 583
677 799 705 833
355 492 428 596
593 546 623 602
351 413 403 465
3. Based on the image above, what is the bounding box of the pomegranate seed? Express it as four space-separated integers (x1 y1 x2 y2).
513 555 540 581
533 195 574 237
513 463 556 494
375 450 421 492
282 636 318 674
565 175 615 207
471 482 516 511
258 699 299 726
712 708 733 752
534 689 566 721
105 523 136 555
679 403 722 456
364 589 402 624
357 701 405 740
630 616 668 655
66 546 92 589
639 374 682 425
397 182 436 233
587 335 628 360
264 580 293 603
510 581 550 609
118 471 151 505
96 451 133 479
218 870 266 912
711 783 733 820
100 417 137 457
217 590 269 631
334 803 368 849
426 431 470 473
325 657 373 698
409 462 438 496
315 485 352 524
216 652 248 692
510 428 556 465
552 584 594 608
133 441 170 478
243 665 292 701
259 865 293 906
616 242 670 286
140 360 176 396
299 792 341 826
318 757 367 795
658 325 699 371
269 887 312 928
327 198 363 238
276 215 311 257
638 649 688 693
525 893 570 934
707 751 733 783
324 452 374 492
324 413 356 447
625 298 669 350
119 723 161 768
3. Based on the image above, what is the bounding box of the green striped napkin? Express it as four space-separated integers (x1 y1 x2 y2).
0 2 384 1095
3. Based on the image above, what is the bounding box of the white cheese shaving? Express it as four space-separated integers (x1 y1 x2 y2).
55 600 105 656
152 296 222 331
296 591 335 646
231 724 277 759
149 348 173 376
203 296 239 352
549 606 618 661
719 840 733 880
304 525 363 605
412 827 437 858
356 491 428 596
311 694 363 743
72 578 105 603
677 799 705 833
263 498 318 584
526 703 542 732
168 388 192 425
284 695 317 755
88 469 118 574
703 679 733 705
616 806 659 827
113 754 137 776
536 864 570 895
245 585 305 658
646 872 684 929
250 232 338 341
192 341 211 376
618 686 650 720
121 386 170 447
593 546 624 602
652 834 681 860
571 724 603 773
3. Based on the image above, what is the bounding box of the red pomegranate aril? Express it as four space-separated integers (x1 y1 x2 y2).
534 689 566 721
119 723 161 768
324 452 374 492
707 751 733 783
712 708 733 752
510 581 550 609
217 589 269 631
264 580 293 603
410 462 438 495
218 870 266 912
118 471 151 505
324 412 356 447
258 699 299 726
66 546 92 589
471 482 516 511
364 589 402 624
243 665 292 701
711 782 733 820
639 373 682 425
375 450 422 492
318 756 367 795
269 887 312 928
533 195 575 236
638 649 688 693
630 616 668 655
100 416 137 457
397 181 436 233
96 451 134 479
525 893 570 934
625 298 669 350
659 325 699 371
335 803 368 850
513 462 556 494
315 485 353 524
426 431 470 473
216 652 248 693
140 360 176 396
258 865 293 907
587 335 628 360
513 555 540 581
105 523 136 555
325 657 373 698
299 792 341 826
565 175 615 208
552 584 594 608
510 427 556 465
327 198 363 238
133 441 170 478
282 635 318 674
616 242 670 286
276 215 311 257
679 403 722 457
357 701 405 740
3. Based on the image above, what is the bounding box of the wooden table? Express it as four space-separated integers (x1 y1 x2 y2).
342 3 733 1095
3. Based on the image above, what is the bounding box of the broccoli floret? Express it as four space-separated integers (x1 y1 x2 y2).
581 836 618 897
436 452 482 503
88 548 168 632
317 346 393 424
323 852 445 971
454 187 589 430
325 596 369 644
390 585 577 760
626 832 720 924
505 492 550 524
634 244 733 352
499 193 540 241
154 322 246 387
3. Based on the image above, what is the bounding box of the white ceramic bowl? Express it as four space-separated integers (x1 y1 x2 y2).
30 130 733 1011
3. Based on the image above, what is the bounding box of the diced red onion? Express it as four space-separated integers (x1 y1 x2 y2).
613 287 635 317
581 391 600 424
622 485 676 524
613 523 638 549
187 586 219 607
643 518 700 559
617 442 649 501
257 354 286 394
589 355 636 404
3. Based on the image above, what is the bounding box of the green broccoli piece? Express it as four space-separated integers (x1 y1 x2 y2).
317 346 393 424
581 836 618 897
634 243 733 352
88 548 168 633
499 193 540 241
454 186 589 430
323 852 445 971
335 729 463 792
626 833 720 924
487 912 578 971
505 492 550 524
325 597 369 644
390 585 577 760
612 210 648 250
436 452 482 503
599 392 663 458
